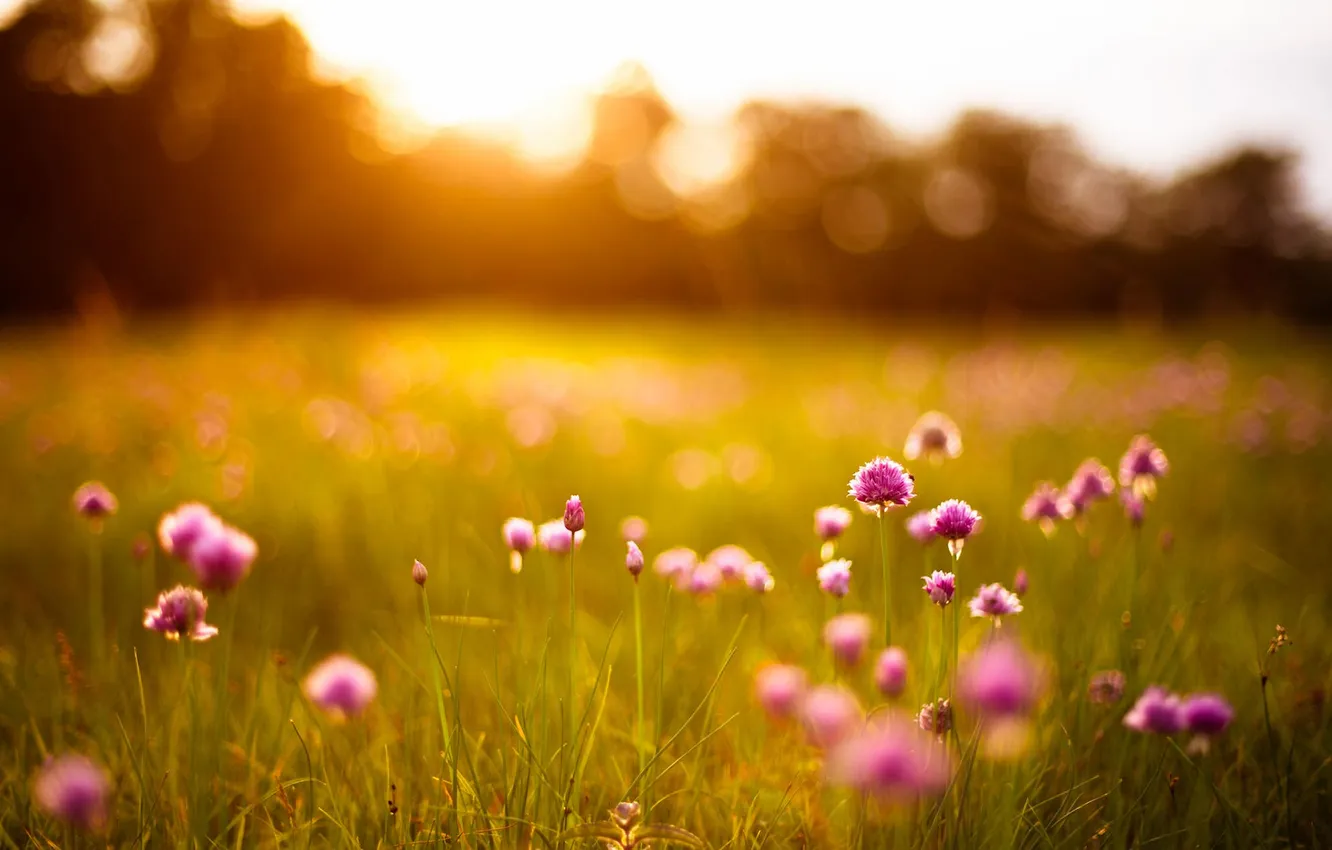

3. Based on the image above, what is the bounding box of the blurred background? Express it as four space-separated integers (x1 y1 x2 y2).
1 0 1331 322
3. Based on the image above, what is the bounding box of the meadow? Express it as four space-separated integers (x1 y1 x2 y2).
0 310 1329 848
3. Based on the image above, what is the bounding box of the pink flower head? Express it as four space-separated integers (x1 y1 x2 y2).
72 482 117 520
412 559 429 586
1119 435 1169 500
904 411 962 463
848 457 915 515
625 541 644 580
620 516 648 544
33 754 109 830
754 664 807 719
503 517 537 572
1088 670 1126 705
743 560 775 593
705 544 754 581
143 585 219 641
1013 568 1029 596
1123 686 1184 734
687 561 723 595
814 505 853 541
930 499 981 558
1121 489 1145 527
875 646 908 697
817 558 853 598
158 502 223 560
1021 482 1071 537
653 547 697 579
800 685 863 748
563 495 585 533
826 715 952 799
917 698 952 735
959 640 1043 718
906 510 936 545
823 613 872 667
921 571 956 607
968 583 1023 623
188 525 257 592
1066 459 1115 515
537 520 584 555
303 654 378 718
1181 693 1233 736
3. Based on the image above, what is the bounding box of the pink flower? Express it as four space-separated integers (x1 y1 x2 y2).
1119 435 1169 500
33 754 109 830
143 585 219 642
930 499 981 559
687 561 724 595
72 482 117 520
1066 459 1115 515
824 613 872 667
875 647 908 697
620 516 648 544
1181 693 1233 736
1123 687 1184 734
503 517 537 573
967 583 1023 623
826 715 952 798
625 542 644 579
917 699 952 735
303 654 378 717
1088 670 1125 705
411 559 428 586
817 559 853 598
906 511 937 544
848 457 915 515
815 505 853 540
705 544 754 581
563 495 585 533
653 547 697 579
537 520 584 555
800 685 863 748
743 561 775 593
754 664 807 719
1013 568 1029 597
922 571 956 607
959 640 1043 717
1021 482 1071 537
188 525 257 592
903 411 962 463
158 503 223 560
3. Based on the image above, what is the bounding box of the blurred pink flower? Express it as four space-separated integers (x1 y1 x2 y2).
903 411 962 463
303 654 378 718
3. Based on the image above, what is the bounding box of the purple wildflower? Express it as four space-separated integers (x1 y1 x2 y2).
800 685 863 748
967 583 1023 624
817 558 853 598
1013 568 1029 596
917 699 952 735
503 517 537 573
875 646 908 697
906 511 937 544
303 654 378 717
158 502 223 560
563 495 585 533
903 411 963 463
1088 670 1126 704
958 640 1043 718
188 525 257 592
72 482 117 520
625 542 644 580
33 754 109 830
705 544 754 581
826 716 952 799
824 613 872 667
848 457 915 515
1119 435 1169 499
815 505 854 560
1123 687 1184 734
754 664 807 720
620 515 648 543
1021 482 1071 538
922 571 956 607
537 520 584 555
743 561 775 593
1181 693 1233 736
653 547 697 580
930 499 981 559
143 585 219 642
1066 459 1115 515
412 559 428 586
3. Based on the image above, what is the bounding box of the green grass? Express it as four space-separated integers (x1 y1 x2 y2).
0 310 1330 847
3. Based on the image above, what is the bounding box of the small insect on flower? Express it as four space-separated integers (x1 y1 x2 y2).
563 495 585 533
906 511 937 545
411 559 428 586
917 699 952 735
537 520 584 555
705 544 754 581
652 547 697 580
33 754 109 831
904 411 963 464
188 525 257 592
967 583 1023 625
1021 482 1072 538
1181 693 1233 736
1119 434 1169 500
817 558 853 598
848 456 916 516
930 499 981 559
922 571 956 607
754 664 808 720
625 541 644 580
875 646 909 698
959 640 1044 719
826 715 952 800
158 502 223 560
743 561 775 593
1066 459 1115 516
1088 670 1126 704
1123 686 1184 735
815 505 853 560
620 515 648 544
303 654 378 718
800 685 864 748
824 613 873 668
72 482 117 521
143 585 219 642
502 517 537 573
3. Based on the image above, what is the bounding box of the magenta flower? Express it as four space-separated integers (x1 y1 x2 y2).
563 495 585 532
620 516 648 544
917 699 952 735
188 525 257 592
705 544 754 581
754 664 807 720
143 585 219 641
922 571 956 607
537 520 584 555
824 613 872 667
875 646 908 698
1020 482 1071 537
959 640 1043 718
33 754 109 830
1123 686 1184 734
826 716 951 798
1181 693 1233 736
652 547 698 580
848 457 916 515
303 654 378 717
625 541 644 580
1013 568 1029 596
1066 459 1115 515
815 505 853 540
817 558 853 598
906 511 937 544
412 559 428 586
688 561 724 595
743 561 775 593
72 482 117 521
930 499 981 559
1119 435 1169 499
904 411 962 463
1088 670 1126 705
158 502 223 560
967 583 1023 624
503 517 537 573
800 685 863 748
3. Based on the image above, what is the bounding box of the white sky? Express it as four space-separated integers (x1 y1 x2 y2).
6 0 1332 217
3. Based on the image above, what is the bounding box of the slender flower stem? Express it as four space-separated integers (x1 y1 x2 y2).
934 606 949 697
951 555 961 699
632 579 646 779
878 512 892 646
88 532 104 673
567 546 577 781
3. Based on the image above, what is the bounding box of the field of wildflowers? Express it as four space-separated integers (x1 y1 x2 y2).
0 312 1328 847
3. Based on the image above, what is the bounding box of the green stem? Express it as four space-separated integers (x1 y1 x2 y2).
951 564 961 700
878 513 892 646
934 606 948 698
88 532 104 673
567 545 577 776
633 579 646 780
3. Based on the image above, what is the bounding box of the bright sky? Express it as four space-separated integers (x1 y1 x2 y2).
7 0 1332 216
